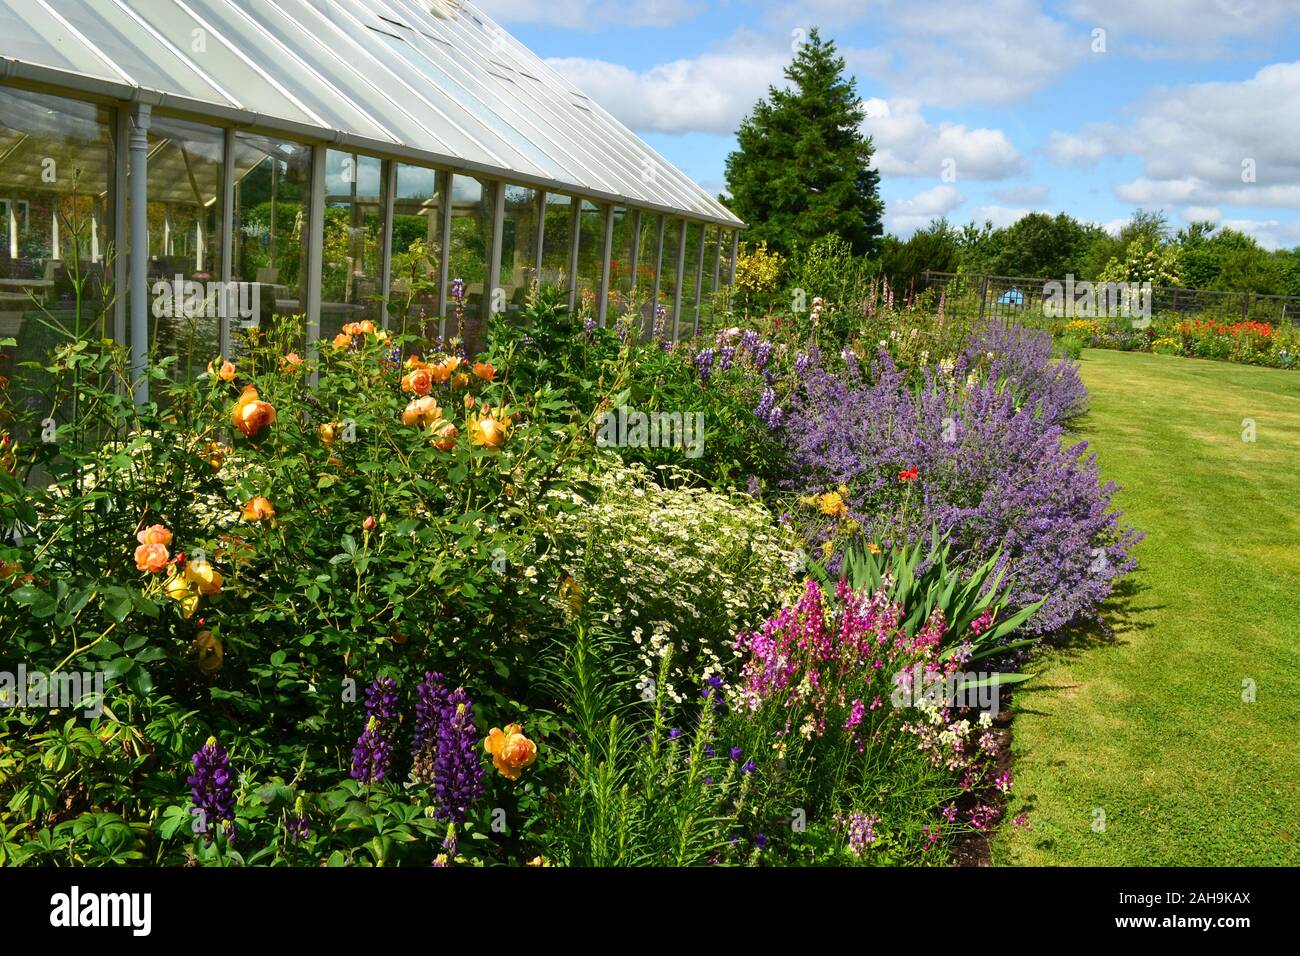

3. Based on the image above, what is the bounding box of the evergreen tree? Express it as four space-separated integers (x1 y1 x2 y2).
724 28 884 257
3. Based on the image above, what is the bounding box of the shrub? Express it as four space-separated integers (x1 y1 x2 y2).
538 462 802 701
781 349 1141 633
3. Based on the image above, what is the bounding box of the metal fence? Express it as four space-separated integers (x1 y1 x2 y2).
916 271 1300 327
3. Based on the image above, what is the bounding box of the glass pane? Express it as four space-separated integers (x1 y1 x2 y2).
0 87 114 403
138 115 225 383
232 131 313 351
636 212 662 336
446 173 491 353
539 193 572 294
574 199 602 317
607 206 636 317
682 221 701 331
659 218 681 332
320 150 385 340
388 162 441 339
498 184 539 318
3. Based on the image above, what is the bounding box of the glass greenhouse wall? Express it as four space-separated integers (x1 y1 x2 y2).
0 0 742 401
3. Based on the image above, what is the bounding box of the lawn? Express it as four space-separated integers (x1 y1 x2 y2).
996 348 1300 866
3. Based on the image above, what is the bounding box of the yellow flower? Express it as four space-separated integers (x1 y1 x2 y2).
319 422 338 445
165 570 200 620
467 413 510 449
192 630 223 674
867 542 882 556
819 491 847 518
230 385 276 438
184 558 223 596
484 723 537 780
402 396 442 428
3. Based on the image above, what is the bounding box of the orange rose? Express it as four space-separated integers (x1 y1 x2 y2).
332 332 351 349
240 496 275 522
342 322 362 336
319 422 338 445
429 361 452 384
134 542 170 573
473 361 495 382
452 372 470 390
358 320 377 335
402 368 433 395
136 524 173 547
431 420 458 451
405 355 429 370
401 396 442 428
218 360 236 382
280 352 303 370
468 413 510 449
484 723 537 780
231 386 276 438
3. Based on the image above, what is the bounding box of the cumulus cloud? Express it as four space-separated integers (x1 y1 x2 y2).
545 40 789 135
886 185 967 236
1045 129 1112 167
1065 0 1296 49
771 0 1084 105
1046 62 1300 212
968 204 1035 229
862 98 1025 181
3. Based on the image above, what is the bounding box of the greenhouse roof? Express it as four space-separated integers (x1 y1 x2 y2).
0 0 742 227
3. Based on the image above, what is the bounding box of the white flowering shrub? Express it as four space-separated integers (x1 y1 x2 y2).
541 463 803 701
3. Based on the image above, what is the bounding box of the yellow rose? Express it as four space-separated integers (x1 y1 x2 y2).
484 723 537 780
184 558 223 596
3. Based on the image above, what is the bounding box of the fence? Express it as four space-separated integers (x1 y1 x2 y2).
916 271 1300 327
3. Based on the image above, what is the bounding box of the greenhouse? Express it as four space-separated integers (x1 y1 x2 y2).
0 0 742 400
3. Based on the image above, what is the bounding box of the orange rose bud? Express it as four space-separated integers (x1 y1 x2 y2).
319 422 338 445
231 386 277 438
401 396 442 428
484 723 538 780
217 360 236 382
134 542 170 573
136 524 173 547
402 367 433 395
464 394 475 410
473 361 495 381
362 515 377 532
192 630 223 674
240 496 275 522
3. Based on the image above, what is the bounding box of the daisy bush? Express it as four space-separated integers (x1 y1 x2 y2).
540 462 803 701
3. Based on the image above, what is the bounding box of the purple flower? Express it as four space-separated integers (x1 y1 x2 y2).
351 716 392 784
703 743 716 758
741 759 756 774
695 348 715 381
719 346 735 371
729 746 743 762
754 832 768 848
187 736 235 844
583 317 597 334
753 341 772 370
413 671 450 755
668 727 682 739
740 329 760 352
449 278 466 306
432 688 485 823
365 676 398 723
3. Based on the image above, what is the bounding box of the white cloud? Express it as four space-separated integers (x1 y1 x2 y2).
1066 0 1296 48
969 204 1035 229
1181 205 1222 222
1047 62 1300 213
476 0 700 30
886 185 967 236
772 0 1085 105
546 41 788 135
1218 218 1300 251
1045 129 1111 167
862 98 1024 181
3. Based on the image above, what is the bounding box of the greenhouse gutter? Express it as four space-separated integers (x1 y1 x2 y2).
0 58 747 231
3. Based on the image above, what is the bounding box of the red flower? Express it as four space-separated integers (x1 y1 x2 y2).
898 467 918 482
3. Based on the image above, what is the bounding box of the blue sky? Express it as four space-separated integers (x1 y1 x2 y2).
478 0 1300 248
